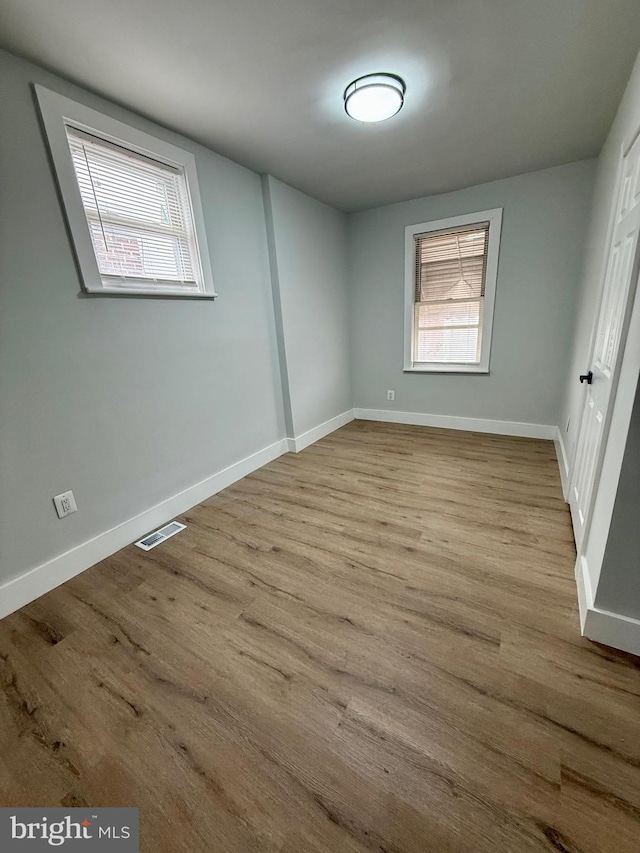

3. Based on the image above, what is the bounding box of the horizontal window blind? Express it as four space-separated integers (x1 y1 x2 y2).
413 223 489 364
66 126 202 289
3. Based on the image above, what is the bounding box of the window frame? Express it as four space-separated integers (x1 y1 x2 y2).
403 208 502 373
35 84 216 298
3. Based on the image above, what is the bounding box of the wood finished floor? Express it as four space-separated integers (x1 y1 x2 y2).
2 420 640 853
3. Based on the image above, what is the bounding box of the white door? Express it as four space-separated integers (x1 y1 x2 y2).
569 130 640 547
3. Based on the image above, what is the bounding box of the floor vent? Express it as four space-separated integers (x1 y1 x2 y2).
135 521 186 551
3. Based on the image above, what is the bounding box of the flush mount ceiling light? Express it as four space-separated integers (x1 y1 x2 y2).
344 73 406 123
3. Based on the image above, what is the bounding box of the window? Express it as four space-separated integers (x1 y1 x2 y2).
35 85 216 298
404 209 502 373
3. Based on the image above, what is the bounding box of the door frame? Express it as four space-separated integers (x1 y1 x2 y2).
577 246 640 652
568 120 640 549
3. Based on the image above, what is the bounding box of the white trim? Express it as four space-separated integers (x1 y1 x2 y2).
0 438 288 620
404 365 489 374
583 606 640 657
34 84 216 299
553 426 570 501
353 408 555 439
575 555 640 656
287 409 355 452
404 208 503 374
575 554 592 632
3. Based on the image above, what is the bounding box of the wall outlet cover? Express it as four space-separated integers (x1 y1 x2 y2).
53 490 77 518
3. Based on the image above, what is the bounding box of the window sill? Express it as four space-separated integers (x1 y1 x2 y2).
81 287 218 299
404 364 489 375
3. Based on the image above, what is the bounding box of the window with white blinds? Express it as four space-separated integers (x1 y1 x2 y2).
35 85 215 298
413 224 489 364
404 209 502 373
66 127 202 291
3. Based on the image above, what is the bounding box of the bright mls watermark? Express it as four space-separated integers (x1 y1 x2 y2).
0 809 138 850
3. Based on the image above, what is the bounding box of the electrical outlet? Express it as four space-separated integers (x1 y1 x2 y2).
54 490 77 519
387 390 395 401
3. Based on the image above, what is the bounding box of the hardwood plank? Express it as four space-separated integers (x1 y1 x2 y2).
1 420 639 852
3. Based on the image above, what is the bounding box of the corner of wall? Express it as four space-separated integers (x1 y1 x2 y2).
287 409 355 452
576 553 640 656
261 174 295 437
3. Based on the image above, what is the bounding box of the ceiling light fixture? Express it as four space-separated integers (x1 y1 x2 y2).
344 73 406 123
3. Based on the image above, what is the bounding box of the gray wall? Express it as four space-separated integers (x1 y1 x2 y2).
348 160 596 425
263 176 351 437
594 376 640 618
560 50 640 458
0 49 285 586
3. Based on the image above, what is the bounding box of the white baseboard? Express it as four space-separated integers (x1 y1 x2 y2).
554 426 571 501
0 438 289 620
353 408 556 440
575 554 591 632
575 554 640 656
287 409 355 453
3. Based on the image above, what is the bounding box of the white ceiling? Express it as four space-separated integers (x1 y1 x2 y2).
2 0 640 211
